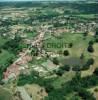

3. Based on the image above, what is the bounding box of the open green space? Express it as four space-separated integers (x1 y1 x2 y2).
0 86 13 100
0 49 15 66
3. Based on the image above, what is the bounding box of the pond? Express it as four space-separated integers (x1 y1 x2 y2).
61 57 86 66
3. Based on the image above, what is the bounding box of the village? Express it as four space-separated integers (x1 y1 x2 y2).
0 1 98 100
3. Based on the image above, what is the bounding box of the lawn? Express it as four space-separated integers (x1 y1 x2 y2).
0 49 15 66
43 32 97 79
28 57 47 66
81 43 98 77
43 32 94 58
75 14 96 19
52 71 76 89
25 84 47 100
88 86 98 100
26 32 38 39
0 86 13 100
0 37 9 47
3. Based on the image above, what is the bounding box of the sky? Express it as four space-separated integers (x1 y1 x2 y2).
0 0 78 2
1 0 32 1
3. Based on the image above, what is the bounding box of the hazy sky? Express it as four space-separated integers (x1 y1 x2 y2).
1 0 32 1
0 0 77 1
0 0 33 1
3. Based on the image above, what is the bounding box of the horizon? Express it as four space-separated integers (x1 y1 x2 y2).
0 0 86 2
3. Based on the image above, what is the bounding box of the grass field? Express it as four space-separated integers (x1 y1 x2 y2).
43 32 94 53
81 43 98 77
0 37 9 47
26 32 38 39
0 49 15 66
25 84 47 100
0 86 13 100
43 32 98 79
52 71 76 89
75 14 96 19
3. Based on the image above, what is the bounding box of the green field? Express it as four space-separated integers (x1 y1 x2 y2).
0 86 13 100
0 50 15 66
0 37 9 47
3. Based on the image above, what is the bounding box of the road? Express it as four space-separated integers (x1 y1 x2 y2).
17 87 32 100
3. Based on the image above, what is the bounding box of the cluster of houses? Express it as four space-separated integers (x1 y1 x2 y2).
1 6 98 83
3 50 32 82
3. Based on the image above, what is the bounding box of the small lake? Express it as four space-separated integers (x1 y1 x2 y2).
61 57 86 66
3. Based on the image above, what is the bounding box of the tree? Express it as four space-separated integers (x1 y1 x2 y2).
0 49 2 53
63 50 70 56
93 68 98 76
72 65 81 71
45 84 54 93
81 64 90 70
78 88 95 100
56 69 64 76
86 58 94 66
87 45 94 53
95 37 98 43
95 28 98 36
68 43 73 48
53 57 59 65
83 31 88 37
89 41 94 45
61 65 70 71
31 47 38 56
